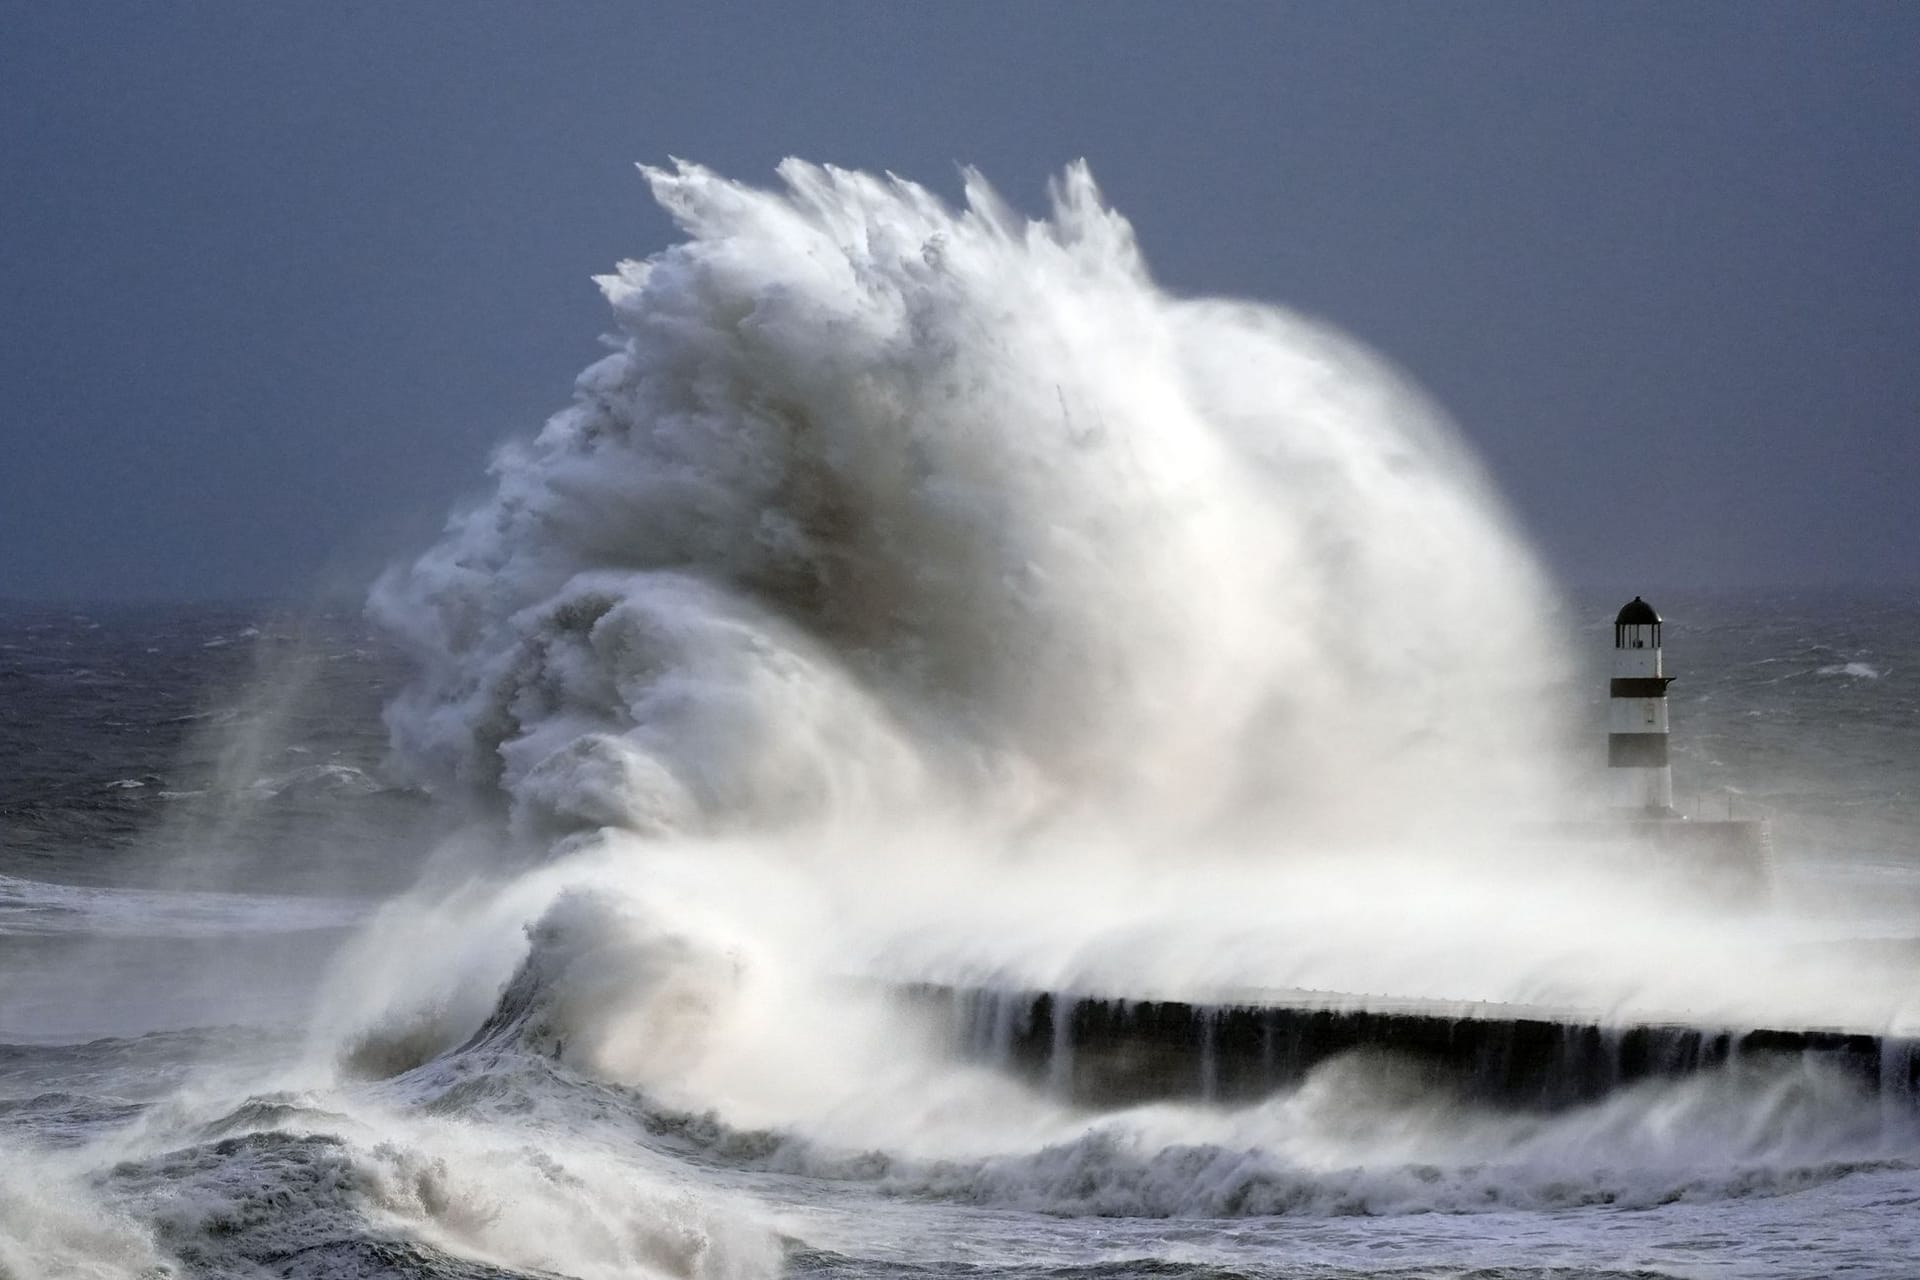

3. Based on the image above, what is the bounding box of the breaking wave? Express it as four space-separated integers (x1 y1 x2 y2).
371 158 1568 850
28 161 1909 1280
320 159 1916 1270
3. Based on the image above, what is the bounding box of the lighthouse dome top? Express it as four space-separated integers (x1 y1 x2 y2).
1615 596 1661 627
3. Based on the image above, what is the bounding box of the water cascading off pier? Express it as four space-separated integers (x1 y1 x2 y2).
916 985 1918 1111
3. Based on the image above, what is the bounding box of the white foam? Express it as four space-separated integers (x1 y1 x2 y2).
372 159 1570 849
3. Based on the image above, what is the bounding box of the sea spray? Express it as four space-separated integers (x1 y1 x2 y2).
285 161 1920 1277
371 159 1571 849
343 161 1915 1141
335 159 1620 1168
2 163 1917 1280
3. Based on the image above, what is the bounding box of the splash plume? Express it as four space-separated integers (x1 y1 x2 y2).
372 159 1567 854
10 161 1915 1280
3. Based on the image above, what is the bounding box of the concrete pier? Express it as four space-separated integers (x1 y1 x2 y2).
915 984 1919 1110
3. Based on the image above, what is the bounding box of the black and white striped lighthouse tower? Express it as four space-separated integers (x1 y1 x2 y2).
1609 597 1676 815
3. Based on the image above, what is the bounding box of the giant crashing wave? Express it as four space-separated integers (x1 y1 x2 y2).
189 164 1920 1277
370 159 1567 858
10 164 1911 1280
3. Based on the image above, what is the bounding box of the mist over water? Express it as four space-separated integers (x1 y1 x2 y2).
6 163 1919 1279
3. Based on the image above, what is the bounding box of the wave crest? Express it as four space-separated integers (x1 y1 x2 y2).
374 159 1566 849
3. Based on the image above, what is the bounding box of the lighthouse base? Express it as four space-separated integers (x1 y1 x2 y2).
1540 816 1776 906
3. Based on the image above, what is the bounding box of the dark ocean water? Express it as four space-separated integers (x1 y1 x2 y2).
1 592 1917 1280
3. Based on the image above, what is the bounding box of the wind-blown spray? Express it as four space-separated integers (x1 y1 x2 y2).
372 159 1567 852
10 162 1914 1280
349 160 1916 1097
322 158 1651 1155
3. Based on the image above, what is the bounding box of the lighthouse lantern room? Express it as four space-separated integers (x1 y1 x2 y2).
1609 596 1676 816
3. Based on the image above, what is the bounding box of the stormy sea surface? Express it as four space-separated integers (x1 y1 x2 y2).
5 165 1919 1279
3 595 1918 1280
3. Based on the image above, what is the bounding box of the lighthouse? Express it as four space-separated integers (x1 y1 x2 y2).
1609 596 1675 815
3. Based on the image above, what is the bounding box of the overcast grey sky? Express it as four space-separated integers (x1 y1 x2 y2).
3 2 1915 600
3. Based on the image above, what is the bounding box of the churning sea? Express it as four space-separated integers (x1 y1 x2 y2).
2 590 1917 1280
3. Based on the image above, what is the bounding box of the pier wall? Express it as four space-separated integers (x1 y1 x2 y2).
917 985 1917 1110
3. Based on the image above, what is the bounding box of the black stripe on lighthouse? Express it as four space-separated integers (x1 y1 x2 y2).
1608 733 1670 767
1609 677 1674 698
